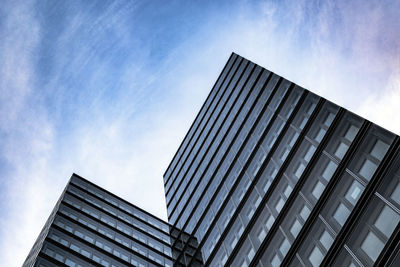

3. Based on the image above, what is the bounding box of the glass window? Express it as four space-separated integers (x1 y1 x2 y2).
246 245 255 261
300 116 308 129
312 181 325 200
290 219 302 237
75 231 84 239
84 236 94 243
284 185 293 198
300 205 311 221
44 248 54 256
70 244 79 252
289 132 299 146
370 140 389 161
271 254 281 267
345 125 359 141
258 228 267 242
359 159 377 181
280 148 290 162
322 161 337 182
319 230 334 251
81 249 90 258
276 198 285 213
279 238 290 256
374 205 400 238
333 203 350 226
315 128 326 143
65 259 76 267
295 163 306 179
345 180 363 205
93 255 101 263
104 244 112 253
309 246 324 267
324 113 335 126
305 145 316 162
60 238 68 246
55 253 64 262
361 231 384 262
266 215 275 229
335 142 349 159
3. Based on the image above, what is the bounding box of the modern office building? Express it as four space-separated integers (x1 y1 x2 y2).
26 53 400 267
23 174 202 267
163 53 400 266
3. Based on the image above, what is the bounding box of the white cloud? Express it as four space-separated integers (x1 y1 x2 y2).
358 60 400 134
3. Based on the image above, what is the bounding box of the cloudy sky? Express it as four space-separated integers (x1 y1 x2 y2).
0 0 399 265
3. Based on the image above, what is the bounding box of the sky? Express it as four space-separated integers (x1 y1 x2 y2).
0 0 399 266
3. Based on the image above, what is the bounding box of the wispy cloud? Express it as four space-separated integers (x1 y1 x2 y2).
0 0 398 266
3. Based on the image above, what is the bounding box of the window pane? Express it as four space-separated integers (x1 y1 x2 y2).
295 163 306 179
284 185 293 198
345 180 363 205
276 198 285 212
319 230 334 250
266 216 275 229
305 145 316 162
335 142 349 159
315 128 326 143
55 253 64 262
290 219 302 237
70 244 79 252
359 159 377 181
361 231 384 262
300 205 311 221
322 161 337 182
370 140 389 161
271 254 281 267
345 125 359 141
312 181 325 200
374 205 400 238
324 113 335 126
279 238 290 256
248 247 255 261
309 246 324 267
65 259 76 267
258 228 267 242
289 132 299 146
333 203 350 226
281 149 290 161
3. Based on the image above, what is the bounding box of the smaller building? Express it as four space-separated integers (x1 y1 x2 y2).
23 174 202 267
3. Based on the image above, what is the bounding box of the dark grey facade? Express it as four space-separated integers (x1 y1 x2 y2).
26 53 400 266
163 53 400 266
23 174 187 267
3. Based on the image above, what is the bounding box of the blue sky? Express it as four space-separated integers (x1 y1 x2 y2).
0 0 399 265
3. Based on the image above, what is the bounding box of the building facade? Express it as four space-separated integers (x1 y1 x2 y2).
26 53 400 266
23 174 202 267
163 53 400 266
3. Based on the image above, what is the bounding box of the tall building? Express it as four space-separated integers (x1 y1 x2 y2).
163 53 400 267
25 53 400 267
